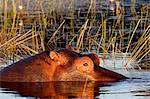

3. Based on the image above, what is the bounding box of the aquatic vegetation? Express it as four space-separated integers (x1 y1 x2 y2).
0 0 149 69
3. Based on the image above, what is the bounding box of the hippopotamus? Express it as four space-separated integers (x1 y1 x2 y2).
0 47 127 82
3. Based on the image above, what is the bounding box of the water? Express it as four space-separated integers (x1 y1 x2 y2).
0 70 150 99
97 70 150 99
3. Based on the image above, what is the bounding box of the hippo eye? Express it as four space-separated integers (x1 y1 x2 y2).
83 62 88 67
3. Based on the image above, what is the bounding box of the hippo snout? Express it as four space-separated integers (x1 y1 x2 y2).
93 65 127 81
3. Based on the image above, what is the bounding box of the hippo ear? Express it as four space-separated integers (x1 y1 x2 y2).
66 44 81 53
50 50 59 61
66 44 73 51
87 53 100 66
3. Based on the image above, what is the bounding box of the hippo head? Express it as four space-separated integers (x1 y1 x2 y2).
49 48 126 81
0 46 127 82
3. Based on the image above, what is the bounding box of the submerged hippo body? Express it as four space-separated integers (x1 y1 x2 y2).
0 48 127 82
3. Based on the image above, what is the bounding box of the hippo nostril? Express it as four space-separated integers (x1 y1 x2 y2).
83 62 88 67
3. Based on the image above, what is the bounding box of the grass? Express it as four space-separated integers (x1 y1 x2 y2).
0 0 149 70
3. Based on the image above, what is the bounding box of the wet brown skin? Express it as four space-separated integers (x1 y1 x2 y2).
0 48 127 82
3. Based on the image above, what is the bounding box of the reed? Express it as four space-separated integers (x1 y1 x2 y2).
76 19 89 52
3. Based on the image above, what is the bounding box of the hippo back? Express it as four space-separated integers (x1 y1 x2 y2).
0 51 56 82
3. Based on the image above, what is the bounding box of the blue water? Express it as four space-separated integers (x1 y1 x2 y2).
97 70 150 99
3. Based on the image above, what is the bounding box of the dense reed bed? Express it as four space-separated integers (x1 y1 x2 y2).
0 0 149 69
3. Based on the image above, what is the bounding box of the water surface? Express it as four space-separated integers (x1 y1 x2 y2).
0 70 150 99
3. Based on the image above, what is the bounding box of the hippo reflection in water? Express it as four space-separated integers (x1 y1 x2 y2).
0 82 109 98
0 46 127 82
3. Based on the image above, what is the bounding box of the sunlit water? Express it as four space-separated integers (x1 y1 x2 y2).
97 70 150 99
